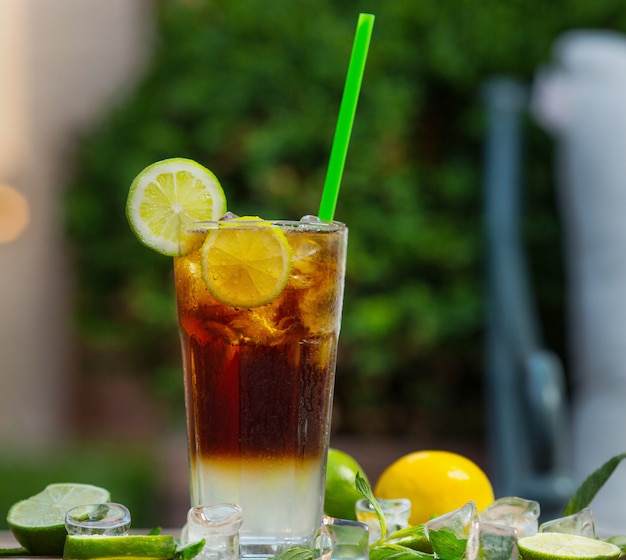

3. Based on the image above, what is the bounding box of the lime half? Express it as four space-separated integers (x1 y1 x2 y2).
126 158 227 256
519 532 621 560
7 483 111 556
200 216 293 308
63 535 177 560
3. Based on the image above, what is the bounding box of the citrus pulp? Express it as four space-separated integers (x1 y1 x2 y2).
518 532 621 560
126 158 227 257
7 483 111 556
200 217 292 308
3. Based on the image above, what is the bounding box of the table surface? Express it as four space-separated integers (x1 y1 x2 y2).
0 532 30 559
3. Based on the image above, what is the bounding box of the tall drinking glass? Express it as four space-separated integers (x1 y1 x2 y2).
174 218 348 558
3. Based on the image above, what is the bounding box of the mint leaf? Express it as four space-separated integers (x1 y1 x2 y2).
385 525 433 553
176 539 205 560
356 471 387 539
427 528 466 560
563 452 626 516
370 543 433 560
70 503 111 522
271 545 313 560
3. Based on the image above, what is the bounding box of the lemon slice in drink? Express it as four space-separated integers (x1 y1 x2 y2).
518 533 621 560
63 535 177 560
7 483 111 556
200 216 293 308
126 158 227 256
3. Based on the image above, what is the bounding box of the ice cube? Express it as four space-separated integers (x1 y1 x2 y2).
315 515 370 560
478 522 518 560
539 507 595 538
479 496 540 538
180 504 243 560
65 503 131 536
425 501 480 560
355 498 411 543
292 238 321 263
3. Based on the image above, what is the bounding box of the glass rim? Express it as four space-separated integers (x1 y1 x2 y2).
183 218 347 233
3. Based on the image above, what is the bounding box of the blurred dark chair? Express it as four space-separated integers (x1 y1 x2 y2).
482 77 575 518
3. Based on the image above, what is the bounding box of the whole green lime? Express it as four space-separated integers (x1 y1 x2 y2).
324 448 369 521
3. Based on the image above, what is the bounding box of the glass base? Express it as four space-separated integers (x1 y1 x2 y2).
239 536 313 559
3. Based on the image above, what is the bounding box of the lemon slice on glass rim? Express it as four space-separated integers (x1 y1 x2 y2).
200 216 293 308
126 157 227 256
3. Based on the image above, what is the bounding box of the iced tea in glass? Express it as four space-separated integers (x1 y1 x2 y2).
174 218 348 557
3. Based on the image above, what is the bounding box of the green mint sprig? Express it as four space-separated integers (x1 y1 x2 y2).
151 527 206 560
356 471 387 541
370 543 433 560
70 503 112 522
563 452 626 516
272 451 626 560
381 524 432 552
424 529 466 560
176 539 206 560
358 473 434 559
354 472 463 560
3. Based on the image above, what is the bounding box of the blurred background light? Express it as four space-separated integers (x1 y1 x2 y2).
0 184 30 243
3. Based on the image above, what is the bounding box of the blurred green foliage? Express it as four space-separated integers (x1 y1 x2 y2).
0 445 158 530
63 0 626 438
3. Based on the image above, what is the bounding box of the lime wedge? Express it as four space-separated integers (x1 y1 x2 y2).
63 535 177 560
7 483 111 556
519 532 622 560
200 216 293 308
126 158 227 256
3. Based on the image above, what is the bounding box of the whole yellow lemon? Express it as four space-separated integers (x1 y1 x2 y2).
374 450 494 525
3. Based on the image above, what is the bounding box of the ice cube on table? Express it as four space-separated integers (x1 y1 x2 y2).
65 503 131 536
479 496 540 538
315 515 370 560
355 498 411 543
180 504 243 560
539 507 596 538
478 521 518 560
425 501 480 560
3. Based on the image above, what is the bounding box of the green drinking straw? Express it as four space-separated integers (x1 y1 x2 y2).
318 13 375 222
